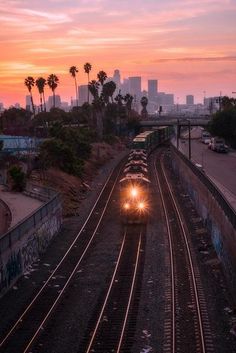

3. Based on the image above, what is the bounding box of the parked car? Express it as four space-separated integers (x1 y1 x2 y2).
201 130 211 144
208 137 228 153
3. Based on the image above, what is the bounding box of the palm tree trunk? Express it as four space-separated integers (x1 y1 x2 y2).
43 92 47 112
87 73 90 104
40 94 43 112
74 77 78 107
53 91 55 108
30 93 35 117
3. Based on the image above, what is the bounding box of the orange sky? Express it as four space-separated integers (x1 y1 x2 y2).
0 0 236 107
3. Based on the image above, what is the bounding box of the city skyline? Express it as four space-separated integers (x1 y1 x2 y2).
0 0 236 107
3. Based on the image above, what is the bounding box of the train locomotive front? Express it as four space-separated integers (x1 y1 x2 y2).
119 174 150 224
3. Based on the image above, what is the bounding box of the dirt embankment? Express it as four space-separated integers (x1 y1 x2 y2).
30 142 126 217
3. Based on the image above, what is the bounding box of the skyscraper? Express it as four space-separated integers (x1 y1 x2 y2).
128 77 141 98
186 95 194 105
148 80 158 100
78 85 92 106
113 69 121 87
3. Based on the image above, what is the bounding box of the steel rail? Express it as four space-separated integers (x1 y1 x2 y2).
160 154 206 353
0 163 123 353
85 230 127 353
116 231 142 353
153 156 176 353
85 230 142 353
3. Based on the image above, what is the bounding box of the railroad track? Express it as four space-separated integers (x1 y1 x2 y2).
153 150 213 353
78 225 145 353
0 159 125 353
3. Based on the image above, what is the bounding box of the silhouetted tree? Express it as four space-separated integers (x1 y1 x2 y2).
69 66 79 107
97 70 107 86
84 62 92 103
47 74 59 109
24 76 35 117
140 96 148 119
36 77 47 112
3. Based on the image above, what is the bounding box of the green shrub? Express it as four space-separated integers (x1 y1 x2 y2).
9 165 26 191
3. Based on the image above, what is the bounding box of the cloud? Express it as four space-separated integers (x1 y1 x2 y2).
152 56 236 63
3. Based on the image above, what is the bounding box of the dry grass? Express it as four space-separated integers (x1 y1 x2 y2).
30 142 125 217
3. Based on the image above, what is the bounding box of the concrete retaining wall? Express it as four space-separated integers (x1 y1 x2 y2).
171 146 236 297
0 194 62 298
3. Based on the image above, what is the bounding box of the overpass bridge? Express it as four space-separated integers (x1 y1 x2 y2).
140 116 210 127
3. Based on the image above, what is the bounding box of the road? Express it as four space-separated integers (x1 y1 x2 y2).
173 127 236 206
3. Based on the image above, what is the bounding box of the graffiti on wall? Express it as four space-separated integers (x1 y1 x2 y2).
0 209 62 296
0 251 22 292
21 212 61 272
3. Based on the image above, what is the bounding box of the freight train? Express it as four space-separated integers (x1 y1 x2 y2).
119 126 171 224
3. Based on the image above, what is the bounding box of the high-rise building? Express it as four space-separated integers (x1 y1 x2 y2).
128 77 141 98
157 92 174 105
78 85 92 106
120 78 129 95
186 95 194 105
113 69 121 87
25 95 32 111
0 102 4 112
47 95 61 110
148 80 158 100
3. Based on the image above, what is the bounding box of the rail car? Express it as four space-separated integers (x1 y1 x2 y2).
119 127 170 224
119 173 150 224
131 126 171 154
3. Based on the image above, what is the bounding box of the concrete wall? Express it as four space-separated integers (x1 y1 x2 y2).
171 146 236 297
0 195 62 298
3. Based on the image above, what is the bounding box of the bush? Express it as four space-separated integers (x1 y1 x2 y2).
9 165 26 191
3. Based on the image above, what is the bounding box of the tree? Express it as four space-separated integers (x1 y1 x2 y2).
140 96 148 119
97 70 107 86
9 165 26 191
35 77 47 112
114 90 124 107
208 107 236 148
88 80 100 100
69 66 79 107
102 81 116 104
47 74 59 109
24 76 35 117
1 108 32 135
84 62 92 103
124 93 133 117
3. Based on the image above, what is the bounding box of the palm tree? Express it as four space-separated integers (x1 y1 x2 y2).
84 62 92 103
24 76 35 117
47 74 59 109
36 77 47 112
102 81 116 104
114 90 124 107
124 93 133 116
69 66 79 107
88 80 100 100
97 70 107 87
140 96 148 119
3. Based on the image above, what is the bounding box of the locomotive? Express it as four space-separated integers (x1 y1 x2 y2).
119 126 171 224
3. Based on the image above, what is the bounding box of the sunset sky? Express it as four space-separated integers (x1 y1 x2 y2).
0 0 236 107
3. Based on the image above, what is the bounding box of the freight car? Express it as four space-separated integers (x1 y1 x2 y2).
131 126 171 153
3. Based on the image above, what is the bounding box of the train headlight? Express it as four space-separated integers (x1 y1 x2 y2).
138 202 145 210
123 203 130 210
130 187 138 198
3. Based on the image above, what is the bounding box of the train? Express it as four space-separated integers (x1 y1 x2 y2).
119 126 171 224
